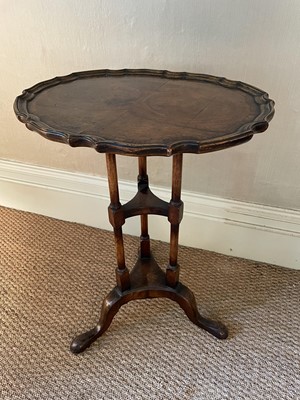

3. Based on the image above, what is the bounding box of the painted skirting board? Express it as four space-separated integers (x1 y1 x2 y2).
0 159 299 269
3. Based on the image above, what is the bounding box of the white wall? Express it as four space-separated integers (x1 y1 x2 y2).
1 0 300 210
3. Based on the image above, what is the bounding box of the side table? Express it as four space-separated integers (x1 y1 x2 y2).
14 69 274 353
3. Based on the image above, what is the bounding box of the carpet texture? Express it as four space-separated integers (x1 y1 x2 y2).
0 206 299 400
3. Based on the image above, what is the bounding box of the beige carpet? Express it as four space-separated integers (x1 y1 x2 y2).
0 206 299 400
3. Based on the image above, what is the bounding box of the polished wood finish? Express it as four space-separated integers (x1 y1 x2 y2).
14 69 274 157
14 69 274 353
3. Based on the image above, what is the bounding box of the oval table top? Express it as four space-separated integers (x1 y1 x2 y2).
14 69 275 156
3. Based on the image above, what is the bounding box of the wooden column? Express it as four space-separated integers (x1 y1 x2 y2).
106 154 130 291
166 153 183 287
138 157 151 258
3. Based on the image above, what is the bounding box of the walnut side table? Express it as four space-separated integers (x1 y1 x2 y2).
14 69 275 353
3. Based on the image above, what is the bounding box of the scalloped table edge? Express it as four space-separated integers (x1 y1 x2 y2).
14 69 275 157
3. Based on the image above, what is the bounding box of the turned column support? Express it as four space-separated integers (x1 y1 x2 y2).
166 153 183 288
106 153 184 291
106 154 130 291
138 157 151 259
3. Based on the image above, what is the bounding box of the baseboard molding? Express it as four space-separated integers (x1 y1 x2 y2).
0 159 299 269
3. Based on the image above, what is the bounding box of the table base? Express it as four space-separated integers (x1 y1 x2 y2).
70 154 228 354
70 255 228 354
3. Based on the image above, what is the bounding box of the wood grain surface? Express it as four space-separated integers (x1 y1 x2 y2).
14 69 274 156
